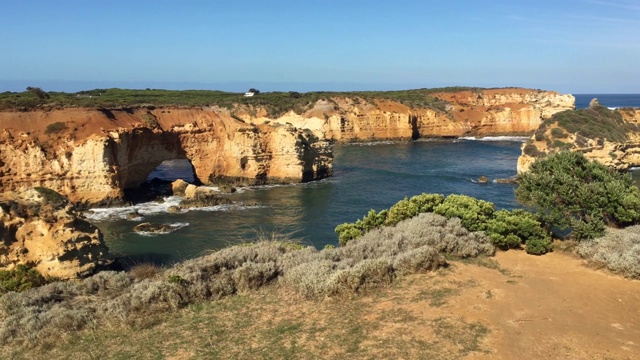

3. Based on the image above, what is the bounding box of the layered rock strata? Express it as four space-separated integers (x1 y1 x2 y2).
0 188 111 279
0 108 332 206
0 88 573 205
242 88 575 141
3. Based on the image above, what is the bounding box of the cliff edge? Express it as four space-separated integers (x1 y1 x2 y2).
517 103 640 173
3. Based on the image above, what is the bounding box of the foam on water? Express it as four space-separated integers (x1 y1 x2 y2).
458 136 529 142
84 196 263 221
344 140 398 146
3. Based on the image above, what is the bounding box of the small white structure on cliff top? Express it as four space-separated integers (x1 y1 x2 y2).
244 92 255 97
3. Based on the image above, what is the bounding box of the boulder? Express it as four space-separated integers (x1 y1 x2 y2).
0 188 112 279
133 222 181 235
167 205 182 213
171 179 190 196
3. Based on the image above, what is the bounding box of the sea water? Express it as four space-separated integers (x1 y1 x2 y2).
88 139 525 264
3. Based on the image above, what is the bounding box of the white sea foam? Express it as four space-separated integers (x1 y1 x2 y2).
84 196 185 221
84 196 262 221
458 136 529 142
135 222 190 236
344 140 398 146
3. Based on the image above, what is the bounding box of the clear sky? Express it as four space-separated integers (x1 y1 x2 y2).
1 0 638 94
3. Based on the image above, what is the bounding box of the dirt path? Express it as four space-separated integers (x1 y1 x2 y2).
420 251 640 359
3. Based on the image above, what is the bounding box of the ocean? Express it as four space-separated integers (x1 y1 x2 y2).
88 94 640 265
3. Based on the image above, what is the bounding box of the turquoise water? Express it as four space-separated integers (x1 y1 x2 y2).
90 139 525 264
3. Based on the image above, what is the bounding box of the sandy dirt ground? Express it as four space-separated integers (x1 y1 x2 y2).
393 251 640 359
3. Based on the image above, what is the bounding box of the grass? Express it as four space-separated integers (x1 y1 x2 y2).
0 269 493 360
0 86 504 117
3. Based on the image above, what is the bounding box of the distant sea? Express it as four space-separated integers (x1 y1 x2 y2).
87 93 640 265
574 94 640 109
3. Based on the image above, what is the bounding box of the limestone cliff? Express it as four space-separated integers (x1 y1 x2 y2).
242 88 575 141
517 105 640 173
0 108 332 206
0 188 111 279
0 88 573 205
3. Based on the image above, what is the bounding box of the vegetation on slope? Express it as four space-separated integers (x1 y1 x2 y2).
523 105 640 157
0 86 483 117
0 214 493 346
336 193 552 255
516 151 640 240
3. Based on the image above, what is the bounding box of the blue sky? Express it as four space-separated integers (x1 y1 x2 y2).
1 0 638 94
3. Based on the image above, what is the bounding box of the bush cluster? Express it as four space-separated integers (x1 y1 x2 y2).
336 193 551 255
0 265 48 295
517 151 640 240
44 122 66 134
576 225 640 279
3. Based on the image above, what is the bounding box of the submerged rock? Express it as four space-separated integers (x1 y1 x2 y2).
133 222 187 235
477 176 489 183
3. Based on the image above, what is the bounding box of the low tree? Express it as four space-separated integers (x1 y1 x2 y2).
516 151 640 240
26 86 50 99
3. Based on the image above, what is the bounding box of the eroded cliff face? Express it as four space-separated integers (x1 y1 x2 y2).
517 108 640 173
0 188 111 279
0 88 573 205
0 108 332 206
242 88 575 141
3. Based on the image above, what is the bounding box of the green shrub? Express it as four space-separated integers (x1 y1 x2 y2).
516 151 640 240
384 197 419 226
525 238 554 255
0 265 48 294
433 194 495 231
335 223 363 246
550 127 568 138
522 142 544 157
142 113 159 128
483 209 550 252
45 122 66 134
409 193 445 212
355 209 388 233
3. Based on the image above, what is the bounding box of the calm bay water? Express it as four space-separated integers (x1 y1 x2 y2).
90 139 524 263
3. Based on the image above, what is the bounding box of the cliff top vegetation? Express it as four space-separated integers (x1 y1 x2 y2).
2 86 505 117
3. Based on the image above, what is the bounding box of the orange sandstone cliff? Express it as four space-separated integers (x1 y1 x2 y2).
0 108 332 206
0 88 573 205
241 88 575 141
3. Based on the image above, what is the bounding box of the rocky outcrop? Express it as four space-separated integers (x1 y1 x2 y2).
0 108 333 206
0 88 573 205
517 106 640 173
243 88 575 141
0 188 111 279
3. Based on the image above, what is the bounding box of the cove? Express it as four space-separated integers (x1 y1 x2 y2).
91 139 525 264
